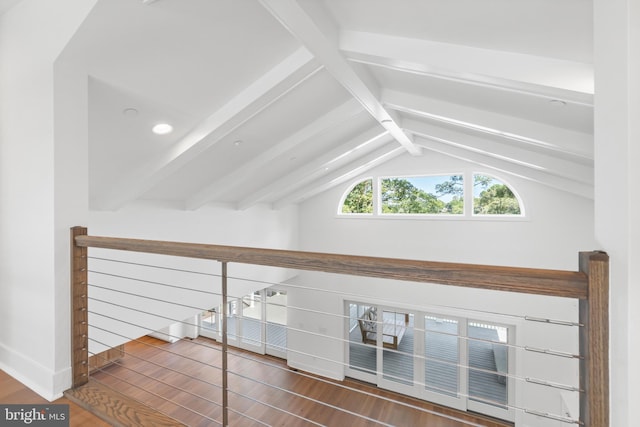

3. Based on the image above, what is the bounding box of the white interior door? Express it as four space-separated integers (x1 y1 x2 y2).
239 291 263 352
421 314 467 410
379 310 415 395
345 302 378 382
466 320 515 421
265 289 287 358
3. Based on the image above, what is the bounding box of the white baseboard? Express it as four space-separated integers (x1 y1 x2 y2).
0 341 70 401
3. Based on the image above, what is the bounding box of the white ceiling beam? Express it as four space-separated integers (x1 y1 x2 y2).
273 144 405 209
341 30 594 103
405 119 593 185
92 46 320 210
185 98 363 210
383 89 594 163
259 0 421 156
414 136 593 199
237 129 394 210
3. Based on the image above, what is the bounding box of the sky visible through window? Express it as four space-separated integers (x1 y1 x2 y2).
474 176 503 196
402 175 457 203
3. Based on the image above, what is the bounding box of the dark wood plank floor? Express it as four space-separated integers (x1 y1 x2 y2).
90 336 511 427
0 370 110 427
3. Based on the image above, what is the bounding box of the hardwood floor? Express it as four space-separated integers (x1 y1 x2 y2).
88 336 512 427
0 370 110 427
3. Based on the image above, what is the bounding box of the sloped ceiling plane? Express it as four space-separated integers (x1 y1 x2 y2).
54 0 593 211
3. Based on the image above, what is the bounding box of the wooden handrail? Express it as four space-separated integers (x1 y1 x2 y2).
74 234 588 298
71 228 608 426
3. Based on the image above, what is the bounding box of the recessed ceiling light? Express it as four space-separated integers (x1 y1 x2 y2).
233 140 243 147
152 123 173 135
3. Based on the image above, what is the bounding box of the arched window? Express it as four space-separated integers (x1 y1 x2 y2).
473 174 523 215
339 173 524 218
340 178 373 214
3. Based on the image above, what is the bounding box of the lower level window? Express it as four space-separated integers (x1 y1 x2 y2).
346 302 514 422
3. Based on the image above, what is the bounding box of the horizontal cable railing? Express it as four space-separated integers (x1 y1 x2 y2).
68 226 608 427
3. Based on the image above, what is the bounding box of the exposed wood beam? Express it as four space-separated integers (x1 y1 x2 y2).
273 144 404 209
185 99 364 210
341 30 594 103
237 129 394 210
414 136 593 199
405 118 593 185
92 47 320 210
383 89 594 163
259 0 421 156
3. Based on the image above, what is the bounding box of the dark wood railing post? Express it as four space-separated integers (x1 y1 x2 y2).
579 251 609 427
221 261 229 427
71 226 89 388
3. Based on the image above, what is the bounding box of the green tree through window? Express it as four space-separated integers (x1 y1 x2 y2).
342 179 373 213
473 175 521 215
340 174 521 216
380 175 463 214
435 175 464 214
381 178 444 213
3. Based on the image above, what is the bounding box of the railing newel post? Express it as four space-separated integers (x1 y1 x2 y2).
70 226 89 388
578 251 609 427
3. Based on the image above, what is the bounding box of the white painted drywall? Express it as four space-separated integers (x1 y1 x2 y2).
0 0 96 400
290 151 595 425
593 1 640 425
298 151 596 270
285 270 579 426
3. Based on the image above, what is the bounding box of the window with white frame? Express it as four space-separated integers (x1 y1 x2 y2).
339 173 523 218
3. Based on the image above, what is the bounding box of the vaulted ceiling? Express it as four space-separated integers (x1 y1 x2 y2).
58 0 593 211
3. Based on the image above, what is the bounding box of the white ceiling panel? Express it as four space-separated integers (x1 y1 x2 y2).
56 0 593 210
324 0 592 62
368 65 593 134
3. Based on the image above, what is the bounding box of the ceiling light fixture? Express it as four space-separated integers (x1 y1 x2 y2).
233 140 243 147
152 123 173 135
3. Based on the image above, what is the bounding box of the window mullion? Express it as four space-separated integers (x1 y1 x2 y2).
465 173 474 217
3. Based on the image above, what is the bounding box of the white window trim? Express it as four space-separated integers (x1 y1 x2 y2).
338 172 528 220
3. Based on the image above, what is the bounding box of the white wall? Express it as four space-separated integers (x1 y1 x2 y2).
285 270 580 426
288 151 595 425
299 151 596 270
593 1 640 425
89 200 297 250
0 0 96 400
